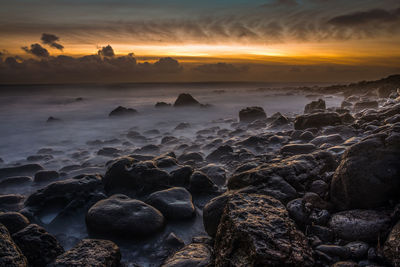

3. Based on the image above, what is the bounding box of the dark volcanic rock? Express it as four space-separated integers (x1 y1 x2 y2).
214 193 314 266
384 221 400 267
178 152 204 163
0 176 32 187
161 242 212 267
304 99 326 113
103 157 171 195
146 187 195 220
203 193 231 237
328 209 391 242
330 125 400 210
0 223 28 266
189 171 218 194
239 106 267 123
0 194 25 212
49 239 121 267
294 112 342 130
173 93 200 107
12 224 64 267
86 194 164 238
206 145 233 162
33 170 59 183
0 212 30 234
0 164 43 179
155 102 172 108
280 143 317 155
109 106 138 117
353 100 379 111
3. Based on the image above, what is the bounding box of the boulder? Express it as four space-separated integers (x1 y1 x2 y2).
173 93 200 107
108 106 137 117
214 193 314 266
189 171 218 194
239 106 267 123
328 209 391 242
0 212 30 234
199 164 226 186
178 152 204 163
0 164 43 180
0 194 25 212
0 223 28 266
330 126 400 210
86 194 164 238
33 170 59 183
310 134 344 147
206 145 233 162
161 243 212 267
294 112 342 130
280 143 317 155
0 176 32 187
383 221 400 267
203 193 231 237
304 99 326 113
12 224 64 267
354 100 379 111
102 157 171 195
49 239 121 267
146 187 195 220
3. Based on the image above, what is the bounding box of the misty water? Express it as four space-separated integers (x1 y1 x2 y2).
0 83 343 266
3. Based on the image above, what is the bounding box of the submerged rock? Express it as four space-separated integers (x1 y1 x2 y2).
0 164 43 179
86 194 165 238
239 106 267 123
50 239 121 267
173 93 200 107
214 193 314 266
12 224 64 267
108 106 138 117
33 170 59 183
0 223 28 267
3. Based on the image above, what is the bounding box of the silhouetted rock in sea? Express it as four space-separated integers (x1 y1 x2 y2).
173 93 200 107
108 106 138 117
155 102 172 108
46 116 62 123
304 98 326 113
239 106 267 123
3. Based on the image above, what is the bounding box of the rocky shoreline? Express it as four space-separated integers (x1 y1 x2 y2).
1 76 400 266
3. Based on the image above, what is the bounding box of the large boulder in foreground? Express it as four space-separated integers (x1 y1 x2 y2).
173 93 200 107
49 239 121 267
294 112 342 130
12 224 64 267
161 242 212 267
214 193 314 266
0 224 28 267
86 194 164 238
330 125 400 210
239 106 267 123
384 221 400 267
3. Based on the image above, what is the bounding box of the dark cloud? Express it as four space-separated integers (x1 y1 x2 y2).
21 43 50 57
153 57 183 73
41 33 64 50
98 45 115 57
194 63 248 74
328 8 400 26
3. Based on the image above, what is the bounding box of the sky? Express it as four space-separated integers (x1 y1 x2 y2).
0 0 399 83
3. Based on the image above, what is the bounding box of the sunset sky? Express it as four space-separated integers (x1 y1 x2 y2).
0 0 399 83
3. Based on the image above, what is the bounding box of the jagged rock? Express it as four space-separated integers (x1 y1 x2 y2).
294 112 342 130
0 223 28 266
109 106 137 117
214 193 314 266
173 93 200 107
146 187 195 220
328 209 391 242
12 224 64 267
239 106 267 123
161 243 212 267
331 125 400 210
304 99 326 113
49 239 121 267
86 194 164 238
384 221 400 267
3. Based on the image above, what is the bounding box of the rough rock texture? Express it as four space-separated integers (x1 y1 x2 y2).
173 93 200 107
49 239 121 267
146 187 195 220
0 223 28 267
331 125 400 210
328 209 391 242
0 212 30 234
294 112 342 130
384 221 400 267
304 99 326 113
103 157 171 195
86 194 165 238
12 224 64 267
214 193 314 267
161 243 212 267
239 107 267 123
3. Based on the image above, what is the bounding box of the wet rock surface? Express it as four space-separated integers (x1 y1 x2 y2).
0 223 28 266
